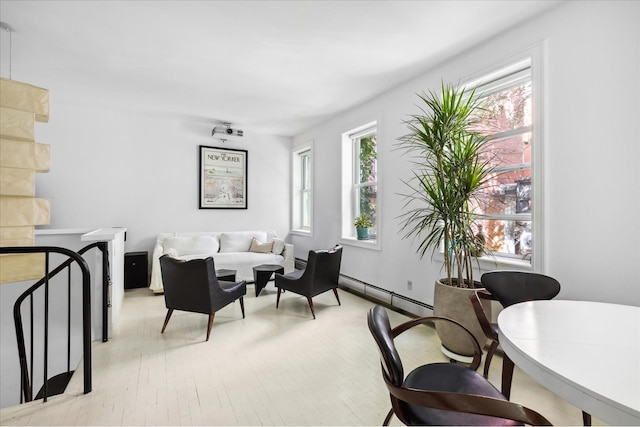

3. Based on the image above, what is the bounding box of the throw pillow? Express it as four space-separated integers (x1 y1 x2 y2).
249 237 274 253
219 232 267 252
272 238 285 255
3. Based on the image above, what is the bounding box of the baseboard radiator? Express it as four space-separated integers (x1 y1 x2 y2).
294 258 433 318
338 274 434 318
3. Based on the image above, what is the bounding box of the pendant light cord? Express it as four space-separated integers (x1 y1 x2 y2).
1 22 15 79
8 26 12 79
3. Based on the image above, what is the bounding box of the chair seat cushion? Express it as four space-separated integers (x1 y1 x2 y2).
399 363 520 426
218 280 246 295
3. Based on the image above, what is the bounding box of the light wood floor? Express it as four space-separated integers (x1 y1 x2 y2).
1 283 602 426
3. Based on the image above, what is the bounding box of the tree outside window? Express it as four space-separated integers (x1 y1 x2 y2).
354 131 377 236
471 68 533 260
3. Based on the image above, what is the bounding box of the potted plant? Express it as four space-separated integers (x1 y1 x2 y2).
397 82 493 358
354 215 373 240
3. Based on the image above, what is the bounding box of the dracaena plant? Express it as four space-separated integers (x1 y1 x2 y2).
397 82 493 288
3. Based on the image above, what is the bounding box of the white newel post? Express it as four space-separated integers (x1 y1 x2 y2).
81 228 126 340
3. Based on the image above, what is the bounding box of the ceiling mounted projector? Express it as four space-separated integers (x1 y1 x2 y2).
212 123 243 137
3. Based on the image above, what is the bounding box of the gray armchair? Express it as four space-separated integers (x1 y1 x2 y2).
274 245 342 319
159 255 246 341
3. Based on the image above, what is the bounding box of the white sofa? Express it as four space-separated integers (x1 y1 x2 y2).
149 230 294 294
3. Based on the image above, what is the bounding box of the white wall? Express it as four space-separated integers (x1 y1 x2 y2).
26 91 292 255
292 1 640 307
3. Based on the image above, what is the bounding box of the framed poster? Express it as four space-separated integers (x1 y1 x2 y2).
199 145 248 209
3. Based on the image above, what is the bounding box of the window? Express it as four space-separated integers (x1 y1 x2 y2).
353 128 378 235
467 59 537 264
341 122 379 246
292 143 312 234
300 150 312 230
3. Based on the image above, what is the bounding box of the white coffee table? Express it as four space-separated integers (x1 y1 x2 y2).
498 300 640 426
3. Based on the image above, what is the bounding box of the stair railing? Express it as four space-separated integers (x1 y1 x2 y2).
1 245 98 403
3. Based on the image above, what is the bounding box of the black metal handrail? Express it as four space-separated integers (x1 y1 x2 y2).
1 245 96 403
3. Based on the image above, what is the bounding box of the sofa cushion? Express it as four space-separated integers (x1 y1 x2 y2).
249 237 274 253
164 235 219 256
272 238 285 255
219 231 268 253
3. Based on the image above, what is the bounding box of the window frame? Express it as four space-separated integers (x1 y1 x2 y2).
291 142 313 236
462 47 545 271
340 120 381 250
352 127 378 221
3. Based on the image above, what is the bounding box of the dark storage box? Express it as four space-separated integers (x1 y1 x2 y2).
124 252 148 289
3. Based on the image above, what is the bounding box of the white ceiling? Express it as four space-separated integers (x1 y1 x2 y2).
0 1 561 136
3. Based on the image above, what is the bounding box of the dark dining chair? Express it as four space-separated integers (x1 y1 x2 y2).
159 255 246 341
274 245 342 319
368 305 551 426
470 271 591 426
470 271 561 380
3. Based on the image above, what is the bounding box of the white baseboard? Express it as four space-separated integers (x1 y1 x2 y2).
338 274 433 318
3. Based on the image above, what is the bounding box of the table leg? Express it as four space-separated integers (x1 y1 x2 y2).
502 354 515 400
254 271 273 297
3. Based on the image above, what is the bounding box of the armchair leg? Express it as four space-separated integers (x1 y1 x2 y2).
383 408 394 426
333 288 341 305
161 309 174 333
307 297 316 319
483 340 499 378
276 287 282 308
206 313 215 341
239 297 245 318
502 354 515 400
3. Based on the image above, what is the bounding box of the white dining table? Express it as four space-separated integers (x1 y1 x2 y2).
498 300 640 426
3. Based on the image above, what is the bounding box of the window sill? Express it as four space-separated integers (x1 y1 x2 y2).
339 236 381 251
291 229 312 238
475 255 533 271
433 251 533 272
